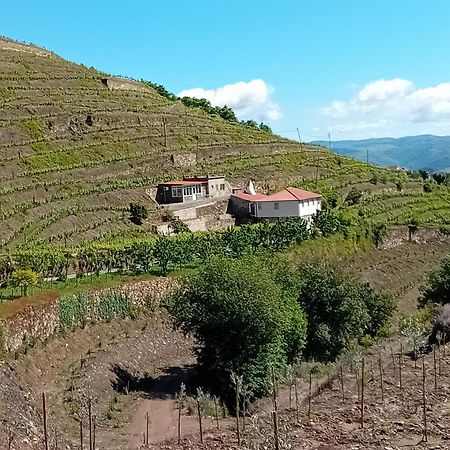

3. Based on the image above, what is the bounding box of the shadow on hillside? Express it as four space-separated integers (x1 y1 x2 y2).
110 364 197 400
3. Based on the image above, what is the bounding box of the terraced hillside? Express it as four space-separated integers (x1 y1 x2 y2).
0 37 449 251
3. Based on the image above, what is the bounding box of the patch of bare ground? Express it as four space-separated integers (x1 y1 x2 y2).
1 312 195 449
152 340 450 450
344 227 450 316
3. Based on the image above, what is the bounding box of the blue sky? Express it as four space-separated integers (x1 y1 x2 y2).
3 0 450 140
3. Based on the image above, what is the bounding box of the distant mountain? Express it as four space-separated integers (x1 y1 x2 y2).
312 135 450 172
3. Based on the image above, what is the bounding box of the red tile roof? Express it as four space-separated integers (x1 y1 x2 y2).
231 192 269 201
159 179 207 186
232 187 320 202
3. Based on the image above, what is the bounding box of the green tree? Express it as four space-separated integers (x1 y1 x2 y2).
9 269 39 296
312 208 344 237
129 202 148 225
372 222 387 249
420 256 450 306
297 264 393 361
153 236 172 275
167 256 307 400
259 122 272 133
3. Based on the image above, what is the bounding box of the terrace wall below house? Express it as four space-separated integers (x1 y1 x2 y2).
0 278 178 354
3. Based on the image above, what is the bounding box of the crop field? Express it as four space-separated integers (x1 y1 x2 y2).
1 38 449 252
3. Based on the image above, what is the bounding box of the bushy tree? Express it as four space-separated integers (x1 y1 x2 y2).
129 202 148 225
9 269 39 296
312 208 345 237
259 122 272 133
167 256 307 400
297 264 393 361
420 256 450 306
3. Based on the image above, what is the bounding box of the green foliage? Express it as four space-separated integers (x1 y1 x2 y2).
18 118 46 140
9 269 38 296
59 289 135 332
423 179 435 193
180 96 238 123
170 219 190 234
129 202 148 225
259 122 272 133
312 208 345 237
372 222 387 249
297 264 394 361
167 255 307 400
345 187 363 206
420 256 450 307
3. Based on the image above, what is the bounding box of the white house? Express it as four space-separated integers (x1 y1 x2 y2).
231 185 321 221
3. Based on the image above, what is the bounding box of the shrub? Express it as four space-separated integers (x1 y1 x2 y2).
129 202 148 225
297 264 394 361
372 222 387 249
170 219 190 234
420 257 450 306
167 255 307 400
345 187 363 206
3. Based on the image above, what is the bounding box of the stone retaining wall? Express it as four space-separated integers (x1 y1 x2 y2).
0 277 178 353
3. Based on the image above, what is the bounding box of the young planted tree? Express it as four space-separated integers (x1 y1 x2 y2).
420 257 450 306
9 269 38 296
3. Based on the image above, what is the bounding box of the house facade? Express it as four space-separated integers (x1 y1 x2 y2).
231 185 321 221
156 176 229 204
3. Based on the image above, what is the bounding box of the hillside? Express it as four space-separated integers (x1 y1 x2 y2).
0 37 449 253
313 135 450 172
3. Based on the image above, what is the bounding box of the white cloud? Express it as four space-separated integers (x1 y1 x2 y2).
321 78 450 138
178 79 281 122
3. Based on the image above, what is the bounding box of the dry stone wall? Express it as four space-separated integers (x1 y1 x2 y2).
0 277 178 353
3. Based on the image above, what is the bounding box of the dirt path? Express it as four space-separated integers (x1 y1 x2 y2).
127 365 216 448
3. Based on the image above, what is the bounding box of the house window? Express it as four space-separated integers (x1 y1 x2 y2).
257 203 261 210
274 202 279 210
171 186 182 198
220 183 225 190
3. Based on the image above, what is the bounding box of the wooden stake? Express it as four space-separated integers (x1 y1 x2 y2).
433 347 438 389
197 399 203 444
236 379 241 447
294 381 299 423
272 410 280 450
80 420 83 450
146 412 149 445
360 358 365 429
378 354 385 402
42 393 49 450
177 405 182 445
391 347 396 374
308 370 312 420
92 420 96 450
398 354 403 392
88 400 92 450
422 356 428 442
214 397 220 429
340 364 345 401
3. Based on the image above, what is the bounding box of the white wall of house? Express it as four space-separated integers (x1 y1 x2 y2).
255 200 299 218
254 198 321 219
299 198 321 218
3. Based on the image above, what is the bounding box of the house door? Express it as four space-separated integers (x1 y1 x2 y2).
249 203 256 216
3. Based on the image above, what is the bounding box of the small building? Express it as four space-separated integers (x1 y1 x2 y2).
156 175 230 204
231 183 321 221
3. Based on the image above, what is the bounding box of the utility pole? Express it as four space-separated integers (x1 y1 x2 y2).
366 149 369 167
296 128 304 151
328 131 332 150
